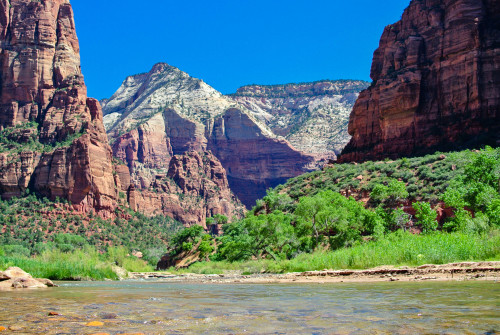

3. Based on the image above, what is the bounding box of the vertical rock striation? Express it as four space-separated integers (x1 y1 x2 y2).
0 0 117 213
340 0 500 162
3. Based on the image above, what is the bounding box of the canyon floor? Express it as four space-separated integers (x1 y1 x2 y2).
129 261 500 284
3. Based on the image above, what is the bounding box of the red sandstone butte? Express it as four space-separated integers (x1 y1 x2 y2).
0 0 118 213
339 0 500 162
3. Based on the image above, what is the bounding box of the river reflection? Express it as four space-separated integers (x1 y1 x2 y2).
0 281 498 334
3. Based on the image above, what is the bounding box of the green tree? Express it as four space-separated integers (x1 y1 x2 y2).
413 202 438 233
295 192 330 246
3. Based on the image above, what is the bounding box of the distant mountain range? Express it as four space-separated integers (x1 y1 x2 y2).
101 63 368 219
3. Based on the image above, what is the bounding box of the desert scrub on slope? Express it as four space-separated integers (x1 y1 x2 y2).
0 194 183 267
164 147 499 272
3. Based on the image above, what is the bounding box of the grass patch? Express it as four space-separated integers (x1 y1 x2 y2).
171 230 500 275
0 245 155 280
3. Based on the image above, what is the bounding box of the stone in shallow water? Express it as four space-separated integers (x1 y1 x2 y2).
12 277 47 289
99 312 118 319
37 278 57 287
0 326 5 332
86 321 105 327
8 325 23 331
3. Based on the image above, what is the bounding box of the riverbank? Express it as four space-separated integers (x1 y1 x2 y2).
129 261 500 284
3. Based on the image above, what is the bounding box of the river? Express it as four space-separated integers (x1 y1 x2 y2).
0 281 498 334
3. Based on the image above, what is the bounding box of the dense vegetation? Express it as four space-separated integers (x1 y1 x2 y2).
0 234 153 280
0 194 183 273
165 147 500 273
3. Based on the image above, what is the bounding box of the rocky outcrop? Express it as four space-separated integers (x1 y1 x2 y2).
340 0 500 162
0 267 55 289
103 63 321 209
0 0 118 213
229 80 369 157
128 151 245 226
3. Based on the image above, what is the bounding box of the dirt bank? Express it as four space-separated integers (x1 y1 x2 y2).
129 261 500 284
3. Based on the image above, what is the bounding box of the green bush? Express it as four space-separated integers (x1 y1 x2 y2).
369 179 408 207
182 242 193 252
198 240 214 258
413 202 438 233
2 245 30 258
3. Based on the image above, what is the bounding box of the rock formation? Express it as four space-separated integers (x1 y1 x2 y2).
206 108 317 206
0 267 55 289
229 80 369 157
127 151 245 227
340 0 500 162
103 64 321 209
104 64 367 209
0 0 118 213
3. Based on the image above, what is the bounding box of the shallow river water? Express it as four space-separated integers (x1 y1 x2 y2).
0 280 498 334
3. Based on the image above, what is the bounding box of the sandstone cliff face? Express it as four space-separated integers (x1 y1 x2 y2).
340 0 500 162
0 0 117 213
206 108 317 207
128 151 244 226
103 64 318 209
229 81 369 157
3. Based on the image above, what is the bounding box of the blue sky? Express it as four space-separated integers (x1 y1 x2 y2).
71 0 410 100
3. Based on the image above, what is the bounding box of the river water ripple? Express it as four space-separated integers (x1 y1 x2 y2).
0 280 498 334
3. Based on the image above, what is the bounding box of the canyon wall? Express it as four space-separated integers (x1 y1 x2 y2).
103 64 368 210
103 64 322 210
229 80 369 157
0 0 118 213
340 0 500 162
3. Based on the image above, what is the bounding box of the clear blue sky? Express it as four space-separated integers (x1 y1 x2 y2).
71 0 410 100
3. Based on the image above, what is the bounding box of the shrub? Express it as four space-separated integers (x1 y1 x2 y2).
198 240 214 258
182 242 193 252
2 245 30 258
413 202 438 233
369 179 408 207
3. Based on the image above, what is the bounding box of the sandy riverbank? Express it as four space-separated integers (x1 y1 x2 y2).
129 261 500 284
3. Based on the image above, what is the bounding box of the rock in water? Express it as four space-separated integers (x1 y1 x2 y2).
0 0 118 214
0 267 55 289
339 0 500 162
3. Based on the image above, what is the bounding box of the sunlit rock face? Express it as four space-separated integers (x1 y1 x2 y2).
339 0 500 162
103 64 367 209
229 80 369 157
0 0 118 214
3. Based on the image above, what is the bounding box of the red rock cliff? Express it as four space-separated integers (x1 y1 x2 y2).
340 0 500 162
0 0 118 213
127 151 245 226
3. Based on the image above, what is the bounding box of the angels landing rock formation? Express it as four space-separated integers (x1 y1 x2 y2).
0 0 118 213
340 0 500 162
